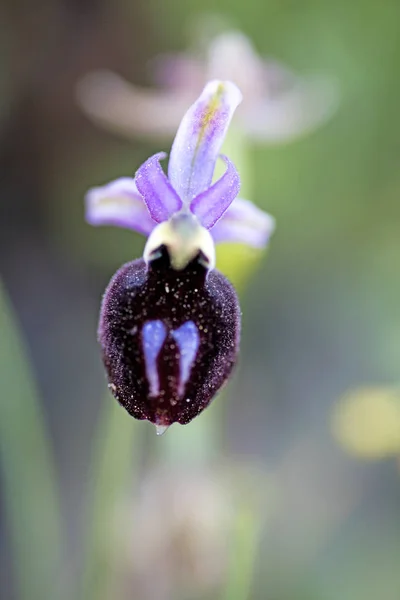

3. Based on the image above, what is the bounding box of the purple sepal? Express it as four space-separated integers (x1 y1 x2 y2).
167 80 242 203
85 177 156 235
135 152 182 223
210 197 276 247
190 155 240 229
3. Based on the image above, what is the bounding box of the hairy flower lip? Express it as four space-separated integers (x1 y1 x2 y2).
99 252 241 427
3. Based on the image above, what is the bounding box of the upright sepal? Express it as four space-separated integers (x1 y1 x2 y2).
168 80 242 202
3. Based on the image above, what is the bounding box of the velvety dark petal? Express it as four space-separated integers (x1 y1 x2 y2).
98 249 241 428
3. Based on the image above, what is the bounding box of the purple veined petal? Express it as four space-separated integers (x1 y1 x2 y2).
168 80 242 203
210 197 276 247
242 72 339 143
85 177 156 235
189 155 240 229
135 152 183 223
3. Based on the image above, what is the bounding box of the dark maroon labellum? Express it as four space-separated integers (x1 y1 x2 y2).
98 247 241 429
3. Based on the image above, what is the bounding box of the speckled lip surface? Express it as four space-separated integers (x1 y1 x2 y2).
99 247 241 426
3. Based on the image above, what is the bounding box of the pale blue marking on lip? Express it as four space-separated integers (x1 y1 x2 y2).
142 320 167 396
171 321 200 396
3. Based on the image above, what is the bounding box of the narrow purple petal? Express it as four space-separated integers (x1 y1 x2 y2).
135 152 183 223
168 80 242 203
210 197 276 247
85 177 156 235
189 155 240 229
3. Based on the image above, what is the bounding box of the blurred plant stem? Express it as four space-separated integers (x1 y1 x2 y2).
221 502 260 600
0 280 63 600
82 394 143 600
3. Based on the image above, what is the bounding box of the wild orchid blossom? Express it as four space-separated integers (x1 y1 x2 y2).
77 30 339 143
86 81 275 434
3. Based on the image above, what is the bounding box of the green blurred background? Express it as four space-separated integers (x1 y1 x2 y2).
1 0 400 599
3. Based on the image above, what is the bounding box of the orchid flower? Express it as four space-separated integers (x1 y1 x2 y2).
86 81 275 434
77 30 339 144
